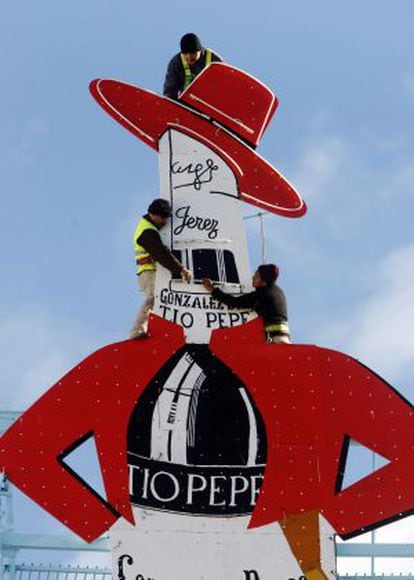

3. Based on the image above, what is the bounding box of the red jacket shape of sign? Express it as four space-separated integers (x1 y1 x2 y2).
0 316 413 542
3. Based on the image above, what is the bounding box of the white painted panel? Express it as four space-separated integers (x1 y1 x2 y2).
154 129 254 343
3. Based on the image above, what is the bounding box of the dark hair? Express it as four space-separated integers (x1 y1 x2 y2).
257 264 279 286
180 33 202 53
148 198 172 217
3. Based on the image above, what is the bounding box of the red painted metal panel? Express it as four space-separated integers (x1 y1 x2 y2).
0 316 185 542
210 319 414 538
180 63 278 146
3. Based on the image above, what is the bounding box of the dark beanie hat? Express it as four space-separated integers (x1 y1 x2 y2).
180 33 202 53
148 198 172 217
258 264 279 286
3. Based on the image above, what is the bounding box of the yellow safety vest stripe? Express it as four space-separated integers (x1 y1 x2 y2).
134 217 158 274
264 322 290 334
205 48 212 66
181 49 213 89
181 53 193 89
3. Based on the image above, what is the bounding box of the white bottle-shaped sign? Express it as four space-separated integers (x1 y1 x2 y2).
109 129 336 579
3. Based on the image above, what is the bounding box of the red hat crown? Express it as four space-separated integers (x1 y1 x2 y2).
180 63 278 147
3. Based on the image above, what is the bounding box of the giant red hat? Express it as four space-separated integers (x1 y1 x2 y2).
90 63 306 218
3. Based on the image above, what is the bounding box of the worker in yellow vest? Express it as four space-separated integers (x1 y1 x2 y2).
130 198 192 339
163 33 222 100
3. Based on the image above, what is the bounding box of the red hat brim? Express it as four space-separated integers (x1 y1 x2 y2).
90 79 306 218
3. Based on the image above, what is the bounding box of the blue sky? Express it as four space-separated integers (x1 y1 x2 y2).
1 0 414 575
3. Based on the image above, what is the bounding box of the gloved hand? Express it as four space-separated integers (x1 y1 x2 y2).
181 268 192 282
202 278 214 292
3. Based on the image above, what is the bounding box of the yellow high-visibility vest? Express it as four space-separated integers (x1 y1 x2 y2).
134 217 158 274
181 49 212 90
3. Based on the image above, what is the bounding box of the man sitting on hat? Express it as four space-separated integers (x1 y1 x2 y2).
130 198 192 339
203 264 290 343
163 33 222 100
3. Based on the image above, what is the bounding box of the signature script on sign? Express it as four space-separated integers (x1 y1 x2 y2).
171 159 219 191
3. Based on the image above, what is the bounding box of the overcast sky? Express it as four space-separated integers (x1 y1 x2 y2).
1 0 413 575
